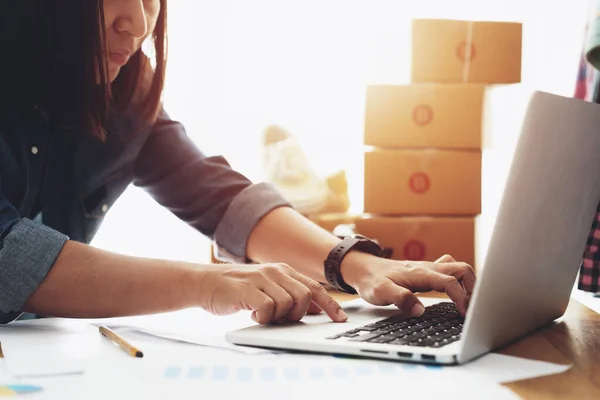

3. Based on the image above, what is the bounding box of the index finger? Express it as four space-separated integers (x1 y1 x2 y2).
435 262 476 296
435 254 456 263
292 273 347 322
426 271 469 316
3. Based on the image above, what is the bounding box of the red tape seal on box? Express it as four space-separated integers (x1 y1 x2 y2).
403 240 426 261
456 41 477 62
409 172 430 194
412 105 434 126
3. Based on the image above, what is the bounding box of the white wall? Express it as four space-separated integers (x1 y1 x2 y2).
92 0 591 266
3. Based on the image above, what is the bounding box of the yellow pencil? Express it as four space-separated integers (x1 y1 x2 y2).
99 325 144 358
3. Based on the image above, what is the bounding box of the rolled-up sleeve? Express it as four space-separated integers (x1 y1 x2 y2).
134 109 291 260
214 182 290 258
0 197 68 322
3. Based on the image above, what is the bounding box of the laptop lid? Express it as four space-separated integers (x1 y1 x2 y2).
458 91 600 363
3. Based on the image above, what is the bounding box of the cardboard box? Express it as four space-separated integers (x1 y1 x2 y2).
364 149 481 215
364 84 484 149
411 19 522 84
354 216 476 267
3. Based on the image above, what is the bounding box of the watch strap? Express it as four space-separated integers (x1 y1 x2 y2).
324 236 383 294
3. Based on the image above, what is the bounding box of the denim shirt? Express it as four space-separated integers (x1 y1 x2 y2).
0 104 289 323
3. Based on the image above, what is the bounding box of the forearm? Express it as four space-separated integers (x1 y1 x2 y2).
246 207 373 285
23 241 203 318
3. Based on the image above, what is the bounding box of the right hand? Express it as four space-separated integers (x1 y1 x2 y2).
198 263 348 325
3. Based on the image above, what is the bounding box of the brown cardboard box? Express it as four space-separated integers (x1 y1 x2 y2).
364 149 481 215
306 213 358 233
364 84 484 149
355 215 475 267
411 19 522 84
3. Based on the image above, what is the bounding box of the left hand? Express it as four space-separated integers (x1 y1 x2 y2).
342 253 475 317
307 253 475 317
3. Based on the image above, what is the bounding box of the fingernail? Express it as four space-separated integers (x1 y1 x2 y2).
410 303 425 317
337 309 348 320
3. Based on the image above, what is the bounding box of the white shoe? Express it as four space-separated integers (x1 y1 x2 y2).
262 125 328 214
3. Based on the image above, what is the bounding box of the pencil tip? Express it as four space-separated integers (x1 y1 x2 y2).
135 351 144 358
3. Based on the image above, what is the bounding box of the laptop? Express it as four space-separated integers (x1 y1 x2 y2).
226 91 600 365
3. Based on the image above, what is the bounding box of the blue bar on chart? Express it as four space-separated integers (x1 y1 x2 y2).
164 366 182 380
0 385 43 397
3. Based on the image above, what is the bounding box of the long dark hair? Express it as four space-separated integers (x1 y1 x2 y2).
0 0 167 138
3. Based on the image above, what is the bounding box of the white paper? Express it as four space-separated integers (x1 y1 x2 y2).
269 352 570 385
70 352 521 400
60 348 568 400
0 306 571 397
67 380 520 400
0 316 569 400
85 308 274 355
85 306 571 385
100 344 567 386
0 369 92 400
0 319 100 377
463 353 571 384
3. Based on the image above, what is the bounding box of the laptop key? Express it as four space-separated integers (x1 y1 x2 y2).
358 326 379 332
328 301 463 349
416 339 434 347
349 333 382 342
389 338 410 345
389 315 411 323
367 336 395 344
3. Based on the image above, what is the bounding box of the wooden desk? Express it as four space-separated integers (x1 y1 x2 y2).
330 292 600 400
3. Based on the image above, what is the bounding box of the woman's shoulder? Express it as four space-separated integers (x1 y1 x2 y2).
108 106 160 142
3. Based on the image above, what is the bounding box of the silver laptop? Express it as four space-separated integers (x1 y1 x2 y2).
226 91 600 365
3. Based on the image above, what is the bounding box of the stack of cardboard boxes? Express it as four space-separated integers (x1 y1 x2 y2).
356 19 522 270
211 19 522 268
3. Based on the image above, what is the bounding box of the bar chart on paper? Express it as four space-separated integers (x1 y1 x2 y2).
160 359 444 383
0 385 43 397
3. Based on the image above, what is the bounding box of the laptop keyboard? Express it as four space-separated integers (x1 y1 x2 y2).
327 302 464 348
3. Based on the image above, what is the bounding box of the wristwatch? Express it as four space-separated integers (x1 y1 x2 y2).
324 235 383 294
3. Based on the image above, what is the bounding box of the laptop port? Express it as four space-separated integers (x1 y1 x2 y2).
421 354 436 361
397 352 413 358
360 349 388 355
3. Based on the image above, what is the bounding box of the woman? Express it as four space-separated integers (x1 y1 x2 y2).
0 0 475 325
